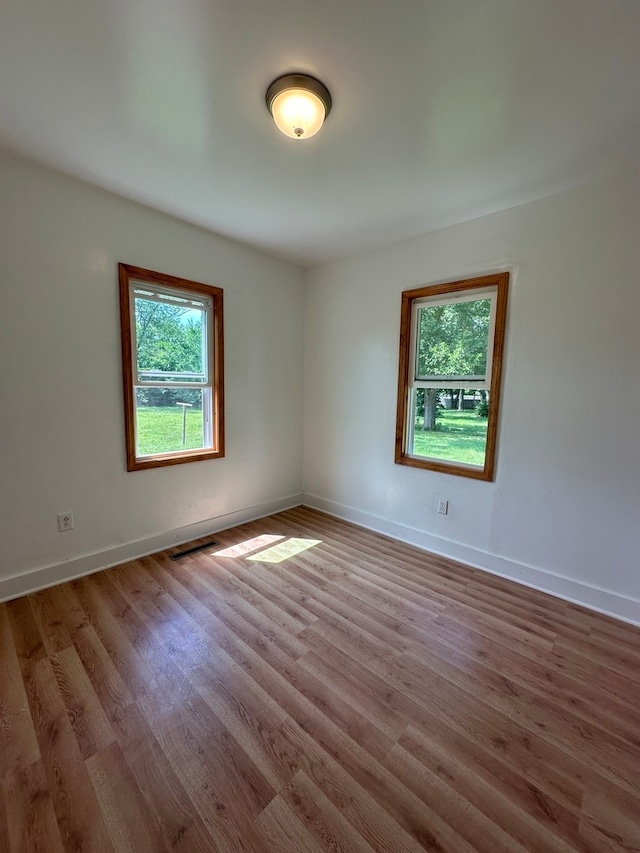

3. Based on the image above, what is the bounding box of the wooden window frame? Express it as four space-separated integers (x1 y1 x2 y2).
395 271 509 481
118 263 225 472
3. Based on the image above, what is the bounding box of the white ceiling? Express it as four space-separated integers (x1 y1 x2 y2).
1 0 639 267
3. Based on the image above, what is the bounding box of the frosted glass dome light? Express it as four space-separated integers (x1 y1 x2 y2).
266 74 332 140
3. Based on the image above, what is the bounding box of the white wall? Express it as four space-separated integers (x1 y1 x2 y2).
0 149 305 598
304 170 640 623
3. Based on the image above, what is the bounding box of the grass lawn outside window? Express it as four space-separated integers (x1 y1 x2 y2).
412 409 488 467
136 406 206 456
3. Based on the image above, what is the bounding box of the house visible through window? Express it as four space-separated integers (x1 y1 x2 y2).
395 272 508 481
118 264 224 471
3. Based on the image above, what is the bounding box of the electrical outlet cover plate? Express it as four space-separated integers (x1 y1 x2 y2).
57 512 74 532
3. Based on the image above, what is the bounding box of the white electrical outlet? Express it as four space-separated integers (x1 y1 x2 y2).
437 500 449 515
57 512 74 532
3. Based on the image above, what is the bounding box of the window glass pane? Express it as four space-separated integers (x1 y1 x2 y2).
135 388 208 456
410 388 489 468
134 295 206 379
416 298 491 381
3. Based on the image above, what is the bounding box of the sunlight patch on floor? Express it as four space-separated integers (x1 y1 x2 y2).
247 538 322 564
213 534 284 558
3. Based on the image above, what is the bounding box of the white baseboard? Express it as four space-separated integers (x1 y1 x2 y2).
6 490 638 628
0 493 303 604
303 493 640 627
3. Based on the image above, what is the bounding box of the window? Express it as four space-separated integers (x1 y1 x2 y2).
118 263 224 471
395 272 508 481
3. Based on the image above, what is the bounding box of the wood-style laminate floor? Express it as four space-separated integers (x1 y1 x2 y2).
1 506 639 852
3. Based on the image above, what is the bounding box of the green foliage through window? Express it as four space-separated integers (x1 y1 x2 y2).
416 298 490 380
135 298 205 408
135 299 204 376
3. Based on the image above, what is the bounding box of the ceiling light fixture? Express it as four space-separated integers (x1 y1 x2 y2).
266 74 332 140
